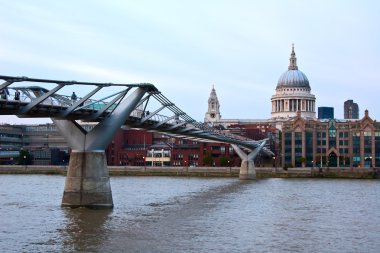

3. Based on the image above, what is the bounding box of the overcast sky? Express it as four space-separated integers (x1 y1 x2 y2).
1 0 379 124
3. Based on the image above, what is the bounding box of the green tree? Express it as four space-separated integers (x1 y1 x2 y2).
203 152 213 166
219 155 229 167
296 156 306 167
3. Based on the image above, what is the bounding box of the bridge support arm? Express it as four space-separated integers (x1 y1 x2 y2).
20 84 65 113
0 81 13 90
232 140 267 180
231 144 248 161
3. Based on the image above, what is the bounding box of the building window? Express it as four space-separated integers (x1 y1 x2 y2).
173 154 183 160
189 154 198 161
328 120 336 148
375 132 380 166
294 132 302 167
305 132 313 166
352 131 360 167
364 131 372 167
284 132 292 164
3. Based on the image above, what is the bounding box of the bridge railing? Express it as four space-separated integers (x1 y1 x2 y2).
4 87 117 112
130 109 188 127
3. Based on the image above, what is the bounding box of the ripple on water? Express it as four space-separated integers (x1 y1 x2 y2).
1 176 380 252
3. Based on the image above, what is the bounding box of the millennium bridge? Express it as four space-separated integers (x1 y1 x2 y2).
0 75 273 208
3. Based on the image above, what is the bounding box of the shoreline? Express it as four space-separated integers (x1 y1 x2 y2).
0 165 378 179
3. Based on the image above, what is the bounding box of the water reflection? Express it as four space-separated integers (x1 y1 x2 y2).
97 180 252 252
59 208 112 252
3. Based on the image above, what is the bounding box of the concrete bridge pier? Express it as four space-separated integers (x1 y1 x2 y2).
62 150 112 208
232 140 267 180
238 160 256 180
54 87 146 208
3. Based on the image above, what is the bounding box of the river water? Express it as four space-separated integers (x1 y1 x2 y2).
1 175 380 252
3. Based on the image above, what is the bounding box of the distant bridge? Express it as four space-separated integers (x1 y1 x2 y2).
0 75 273 208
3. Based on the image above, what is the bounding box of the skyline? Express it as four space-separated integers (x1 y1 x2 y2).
1 0 380 124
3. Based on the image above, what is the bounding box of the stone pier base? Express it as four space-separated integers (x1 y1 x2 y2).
239 160 256 180
61 151 113 208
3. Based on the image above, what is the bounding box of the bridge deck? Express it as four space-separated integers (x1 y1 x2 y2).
0 75 273 154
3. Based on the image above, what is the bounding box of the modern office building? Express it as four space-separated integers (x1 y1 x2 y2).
0 124 23 164
344 100 359 119
0 123 97 165
318 107 334 119
0 123 68 165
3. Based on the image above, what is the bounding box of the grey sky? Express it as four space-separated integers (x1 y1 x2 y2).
1 0 379 124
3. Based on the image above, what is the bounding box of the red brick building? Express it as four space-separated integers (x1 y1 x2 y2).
105 124 279 167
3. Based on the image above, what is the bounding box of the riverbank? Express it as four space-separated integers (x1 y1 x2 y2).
0 165 378 179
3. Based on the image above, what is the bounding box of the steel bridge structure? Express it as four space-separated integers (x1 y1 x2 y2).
0 75 272 208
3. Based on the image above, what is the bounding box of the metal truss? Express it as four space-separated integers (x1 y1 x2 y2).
0 75 273 155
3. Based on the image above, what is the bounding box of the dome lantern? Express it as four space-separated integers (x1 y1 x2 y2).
288 43 298 70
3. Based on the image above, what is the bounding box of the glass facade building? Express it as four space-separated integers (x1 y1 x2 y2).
318 107 334 119
344 100 359 119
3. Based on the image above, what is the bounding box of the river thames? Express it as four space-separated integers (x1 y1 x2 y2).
1 175 380 252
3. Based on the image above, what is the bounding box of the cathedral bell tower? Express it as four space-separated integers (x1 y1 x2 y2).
204 85 221 123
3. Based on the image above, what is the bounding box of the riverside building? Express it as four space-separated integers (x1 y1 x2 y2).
0 123 95 165
0 123 69 165
281 110 380 168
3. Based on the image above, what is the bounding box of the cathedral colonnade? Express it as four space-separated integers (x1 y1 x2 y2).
272 98 315 113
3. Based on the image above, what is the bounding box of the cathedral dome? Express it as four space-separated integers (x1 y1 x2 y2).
277 69 310 89
276 44 310 89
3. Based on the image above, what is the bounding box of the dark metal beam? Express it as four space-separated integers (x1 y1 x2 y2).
20 84 65 114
